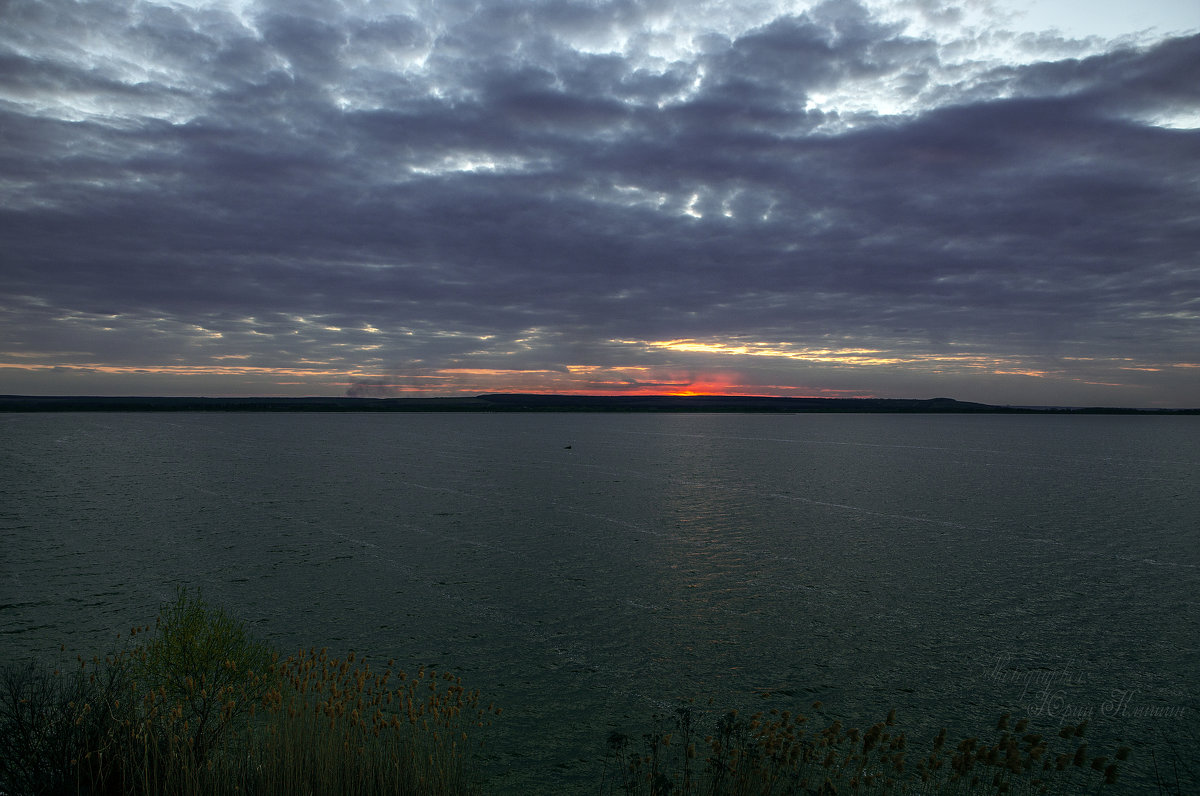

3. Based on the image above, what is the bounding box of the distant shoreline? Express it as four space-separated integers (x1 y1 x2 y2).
1 393 1195 414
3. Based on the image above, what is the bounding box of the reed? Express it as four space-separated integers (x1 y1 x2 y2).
225 647 494 796
0 590 496 796
600 701 1133 795
1 590 1181 794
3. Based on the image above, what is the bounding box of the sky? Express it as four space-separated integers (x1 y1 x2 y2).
1 0 1198 407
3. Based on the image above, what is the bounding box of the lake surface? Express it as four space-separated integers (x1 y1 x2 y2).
2 412 1197 792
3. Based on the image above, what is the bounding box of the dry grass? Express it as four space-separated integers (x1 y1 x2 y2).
0 590 1171 795
230 647 495 795
0 590 496 796
601 701 1131 795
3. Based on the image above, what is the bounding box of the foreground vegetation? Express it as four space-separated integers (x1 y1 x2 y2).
599 701 1134 795
0 589 495 795
0 591 1173 794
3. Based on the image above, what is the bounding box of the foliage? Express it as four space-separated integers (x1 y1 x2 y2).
131 587 277 768
8 588 1178 795
0 589 495 796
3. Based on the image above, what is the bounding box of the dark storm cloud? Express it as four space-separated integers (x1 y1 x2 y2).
1 0 1197 404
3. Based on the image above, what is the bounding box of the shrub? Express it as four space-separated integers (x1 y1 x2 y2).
0 589 495 795
0 660 86 795
130 587 277 769
0 648 137 796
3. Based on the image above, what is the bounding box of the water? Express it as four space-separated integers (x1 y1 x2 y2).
2 412 1197 792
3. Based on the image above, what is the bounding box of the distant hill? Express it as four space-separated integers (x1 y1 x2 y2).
470 394 999 412
0 394 1195 413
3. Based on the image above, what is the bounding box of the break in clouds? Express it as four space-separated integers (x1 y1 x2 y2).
1 0 1198 405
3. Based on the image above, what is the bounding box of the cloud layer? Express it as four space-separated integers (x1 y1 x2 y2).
2 0 1198 405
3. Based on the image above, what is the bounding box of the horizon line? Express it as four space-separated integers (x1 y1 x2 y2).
2 393 1196 413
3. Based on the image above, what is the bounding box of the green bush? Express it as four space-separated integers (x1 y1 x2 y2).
131 587 277 768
